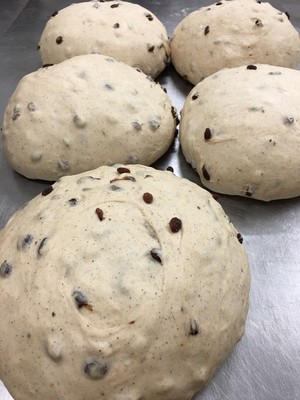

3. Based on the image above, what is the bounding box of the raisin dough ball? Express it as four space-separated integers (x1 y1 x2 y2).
38 0 170 78
170 0 300 84
180 64 300 201
0 164 250 400
2 54 177 181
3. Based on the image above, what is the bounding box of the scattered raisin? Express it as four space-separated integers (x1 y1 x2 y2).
150 249 162 264
73 290 93 311
37 44 40 51
117 167 130 174
148 45 155 53
113 23 120 28
189 319 199 335
237 233 243 244
192 93 199 100
285 11 290 20
0 261 13 278
247 65 257 70
145 13 153 21
245 191 253 197
51 10 58 17
171 106 179 125
285 116 294 124
20 234 34 249
169 217 182 233
132 121 142 131
204 128 212 141
143 192 153 204
204 26 210 35
95 208 105 221
166 166 174 173
110 176 136 183
37 237 48 256
42 186 53 196
68 198 78 206
56 36 63 44
255 19 263 27
84 359 108 379
215 1 222 5
12 106 21 121
202 165 210 181
43 63 54 68
111 3 119 8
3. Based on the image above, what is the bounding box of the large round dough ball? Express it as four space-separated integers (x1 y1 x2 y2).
2 54 177 181
170 0 300 84
0 164 250 400
38 1 170 78
180 64 300 201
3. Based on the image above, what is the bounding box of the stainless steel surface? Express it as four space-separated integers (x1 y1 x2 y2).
0 1 300 399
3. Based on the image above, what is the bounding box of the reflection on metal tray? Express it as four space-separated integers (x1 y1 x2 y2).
0 1 300 399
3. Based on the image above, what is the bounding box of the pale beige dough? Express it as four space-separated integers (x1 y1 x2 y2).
170 0 300 84
2 54 177 181
0 164 250 400
180 64 300 201
38 0 170 78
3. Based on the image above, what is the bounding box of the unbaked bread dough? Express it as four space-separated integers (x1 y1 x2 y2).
2 54 177 181
38 0 170 78
180 64 300 201
170 0 300 84
0 164 250 400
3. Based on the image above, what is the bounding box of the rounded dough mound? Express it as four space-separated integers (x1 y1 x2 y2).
170 0 300 84
0 164 250 400
2 54 177 181
180 64 300 201
38 0 170 78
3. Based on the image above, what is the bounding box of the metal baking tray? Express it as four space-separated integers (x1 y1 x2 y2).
0 1 299 399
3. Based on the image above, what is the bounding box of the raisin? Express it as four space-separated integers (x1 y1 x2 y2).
117 167 130 174
215 1 222 5
37 44 40 51
148 45 155 53
12 106 21 121
95 208 105 221
42 186 53 196
84 359 108 379
73 290 93 311
169 217 182 233
255 19 263 27
20 234 34 249
68 198 78 206
51 10 58 17
113 23 120 28
143 192 153 204
132 121 142 131
37 238 48 256
43 63 54 68
202 165 210 181
237 233 243 244
285 11 290 20
150 249 162 264
145 13 153 21
56 36 63 44
171 106 180 125
192 93 199 100
204 26 210 35
247 65 257 70
110 3 119 8
166 166 174 173
204 128 212 141
0 261 13 278
189 319 199 335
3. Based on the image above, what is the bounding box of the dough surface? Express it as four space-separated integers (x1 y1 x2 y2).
0 164 250 400
170 0 300 84
38 0 170 78
2 54 176 181
180 64 300 201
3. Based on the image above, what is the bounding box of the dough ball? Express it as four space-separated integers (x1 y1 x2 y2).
2 54 177 181
180 64 300 201
0 164 250 400
170 0 300 84
38 1 170 78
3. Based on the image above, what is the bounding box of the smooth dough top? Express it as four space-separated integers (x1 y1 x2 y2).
2 54 176 181
170 0 300 84
38 0 170 78
180 64 300 201
0 164 250 400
